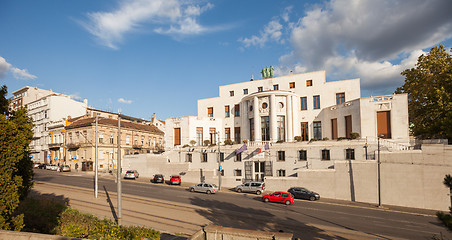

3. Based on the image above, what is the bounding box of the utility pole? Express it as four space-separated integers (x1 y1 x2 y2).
217 131 222 190
377 136 381 207
95 114 98 198
117 111 122 225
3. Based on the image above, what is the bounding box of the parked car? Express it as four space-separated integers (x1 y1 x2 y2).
124 170 139 179
38 163 46 169
234 182 265 194
170 175 181 185
151 174 164 183
33 163 40 168
45 164 52 170
60 165 71 172
189 183 218 194
288 187 320 201
262 191 294 205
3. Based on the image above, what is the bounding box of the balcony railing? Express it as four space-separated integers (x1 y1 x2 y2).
66 143 81 150
48 143 62 149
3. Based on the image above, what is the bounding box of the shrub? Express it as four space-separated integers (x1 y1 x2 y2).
182 144 190 148
350 132 360 139
203 140 211 146
294 136 302 142
224 139 233 145
337 137 348 141
437 211 452 230
322 137 329 141
276 140 284 143
189 140 197 146
242 140 248 144
55 208 160 239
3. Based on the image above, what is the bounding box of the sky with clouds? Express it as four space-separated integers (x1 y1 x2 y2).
1 0 451 120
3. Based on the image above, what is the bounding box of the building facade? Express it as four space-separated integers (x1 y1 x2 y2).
65 116 164 171
9 86 54 112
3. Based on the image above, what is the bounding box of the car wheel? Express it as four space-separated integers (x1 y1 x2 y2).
256 190 262 195
237 188 242 193
285 200 291 205
264 198 269 202
309 196 316 201
190 188 194 192
206 190 212 194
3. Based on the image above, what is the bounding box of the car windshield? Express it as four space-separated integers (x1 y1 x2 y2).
126 171 134 173
172 176 180 179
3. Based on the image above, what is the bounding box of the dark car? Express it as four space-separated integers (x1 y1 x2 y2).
288 187 320 201
152 174 164 183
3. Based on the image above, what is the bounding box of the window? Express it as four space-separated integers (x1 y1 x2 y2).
134 136 138 145
141 137 144 145
299 150 307 161
277 116 285 141
249 118 254 141
126 136 130 145
306 79 312 87
174 128 181 146
336 92 345 105
345 115 352 139
201 152 208 162
209 128 216 144
234 169 242 176
225 105 230 117
235 152 242 162
110 134 114 144
313 121 322 140
322 149 330 160
98 131 104 143
301 122 308 141
243 89 248 95
234 127 241 143
220 152 224 162
234 104 240 116
346 149 355 160
300 97 307 110
258 86 263 92
261 116 270 141
262 102 268 109
273 84 279 90
186 153 192 162
277 169 286 177
225 128 231 140
277 151 285 161
196 127 203 146
207 107 213 118
289 82 295 88
230 91 234 97
313 95 320 109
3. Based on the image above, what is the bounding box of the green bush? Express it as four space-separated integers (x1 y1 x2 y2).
182 144 190 148
203 140 211 146
276 140 284 143
224 139 233 145
294 136 302 142
350 132 360 139
437 211 452 230
55 208 160 239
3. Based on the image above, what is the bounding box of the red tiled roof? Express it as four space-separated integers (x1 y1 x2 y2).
66 117 164 135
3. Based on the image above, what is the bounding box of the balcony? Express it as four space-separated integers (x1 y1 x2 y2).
48 143 62 150
66 143 80 150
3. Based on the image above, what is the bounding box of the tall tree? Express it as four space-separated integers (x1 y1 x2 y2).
396 45 452 143
0 84 34 231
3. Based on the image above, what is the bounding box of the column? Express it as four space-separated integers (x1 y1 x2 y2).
241 101 249 142
270 94 277 142
286 95 293 142
253 96 261 142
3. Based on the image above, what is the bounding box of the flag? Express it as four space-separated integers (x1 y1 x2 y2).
258 143 270 153
236 144 247 155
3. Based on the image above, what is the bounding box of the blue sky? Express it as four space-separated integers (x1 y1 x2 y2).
1 0 452 120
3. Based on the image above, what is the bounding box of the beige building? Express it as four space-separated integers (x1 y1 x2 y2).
65 116 164 171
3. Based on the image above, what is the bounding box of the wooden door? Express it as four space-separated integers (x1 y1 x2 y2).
377 111 391 139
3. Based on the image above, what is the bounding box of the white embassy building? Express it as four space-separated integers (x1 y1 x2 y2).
165 70 409 148
160 70 410 183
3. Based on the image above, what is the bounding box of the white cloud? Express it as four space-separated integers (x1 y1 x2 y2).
80 0 216 49
0 57 11 78
0 56 37 80
239 19 283 48
279 0 452 93
118 98 133 104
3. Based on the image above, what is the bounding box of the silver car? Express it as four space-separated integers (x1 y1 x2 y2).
189 183 218 194
124 170 139 179
235 182 265 195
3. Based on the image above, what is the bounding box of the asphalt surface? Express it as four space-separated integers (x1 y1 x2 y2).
33 169 452 240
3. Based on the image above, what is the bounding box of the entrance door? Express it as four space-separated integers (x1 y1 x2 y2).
377 111 391 139
174 128 181 146
254 162 265 181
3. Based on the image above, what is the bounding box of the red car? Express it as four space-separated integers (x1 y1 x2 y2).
262 191 294 205
170 175 181 185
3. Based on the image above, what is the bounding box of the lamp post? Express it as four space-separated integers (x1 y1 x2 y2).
117 111 122 225
217 131 222 190
95 114 98 198
377 134 384 207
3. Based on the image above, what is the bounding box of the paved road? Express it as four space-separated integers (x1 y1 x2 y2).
33 169 451 239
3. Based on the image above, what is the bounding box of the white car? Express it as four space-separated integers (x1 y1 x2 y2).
189 183 218 194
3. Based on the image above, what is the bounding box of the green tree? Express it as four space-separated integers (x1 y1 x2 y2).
0 84 34 231
396 45 452 143
444 174 452 210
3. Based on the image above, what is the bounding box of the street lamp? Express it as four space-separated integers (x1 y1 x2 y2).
377 134 384 207
216 131 222 191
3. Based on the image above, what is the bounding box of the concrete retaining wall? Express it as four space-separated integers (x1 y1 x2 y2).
189 225 293 240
